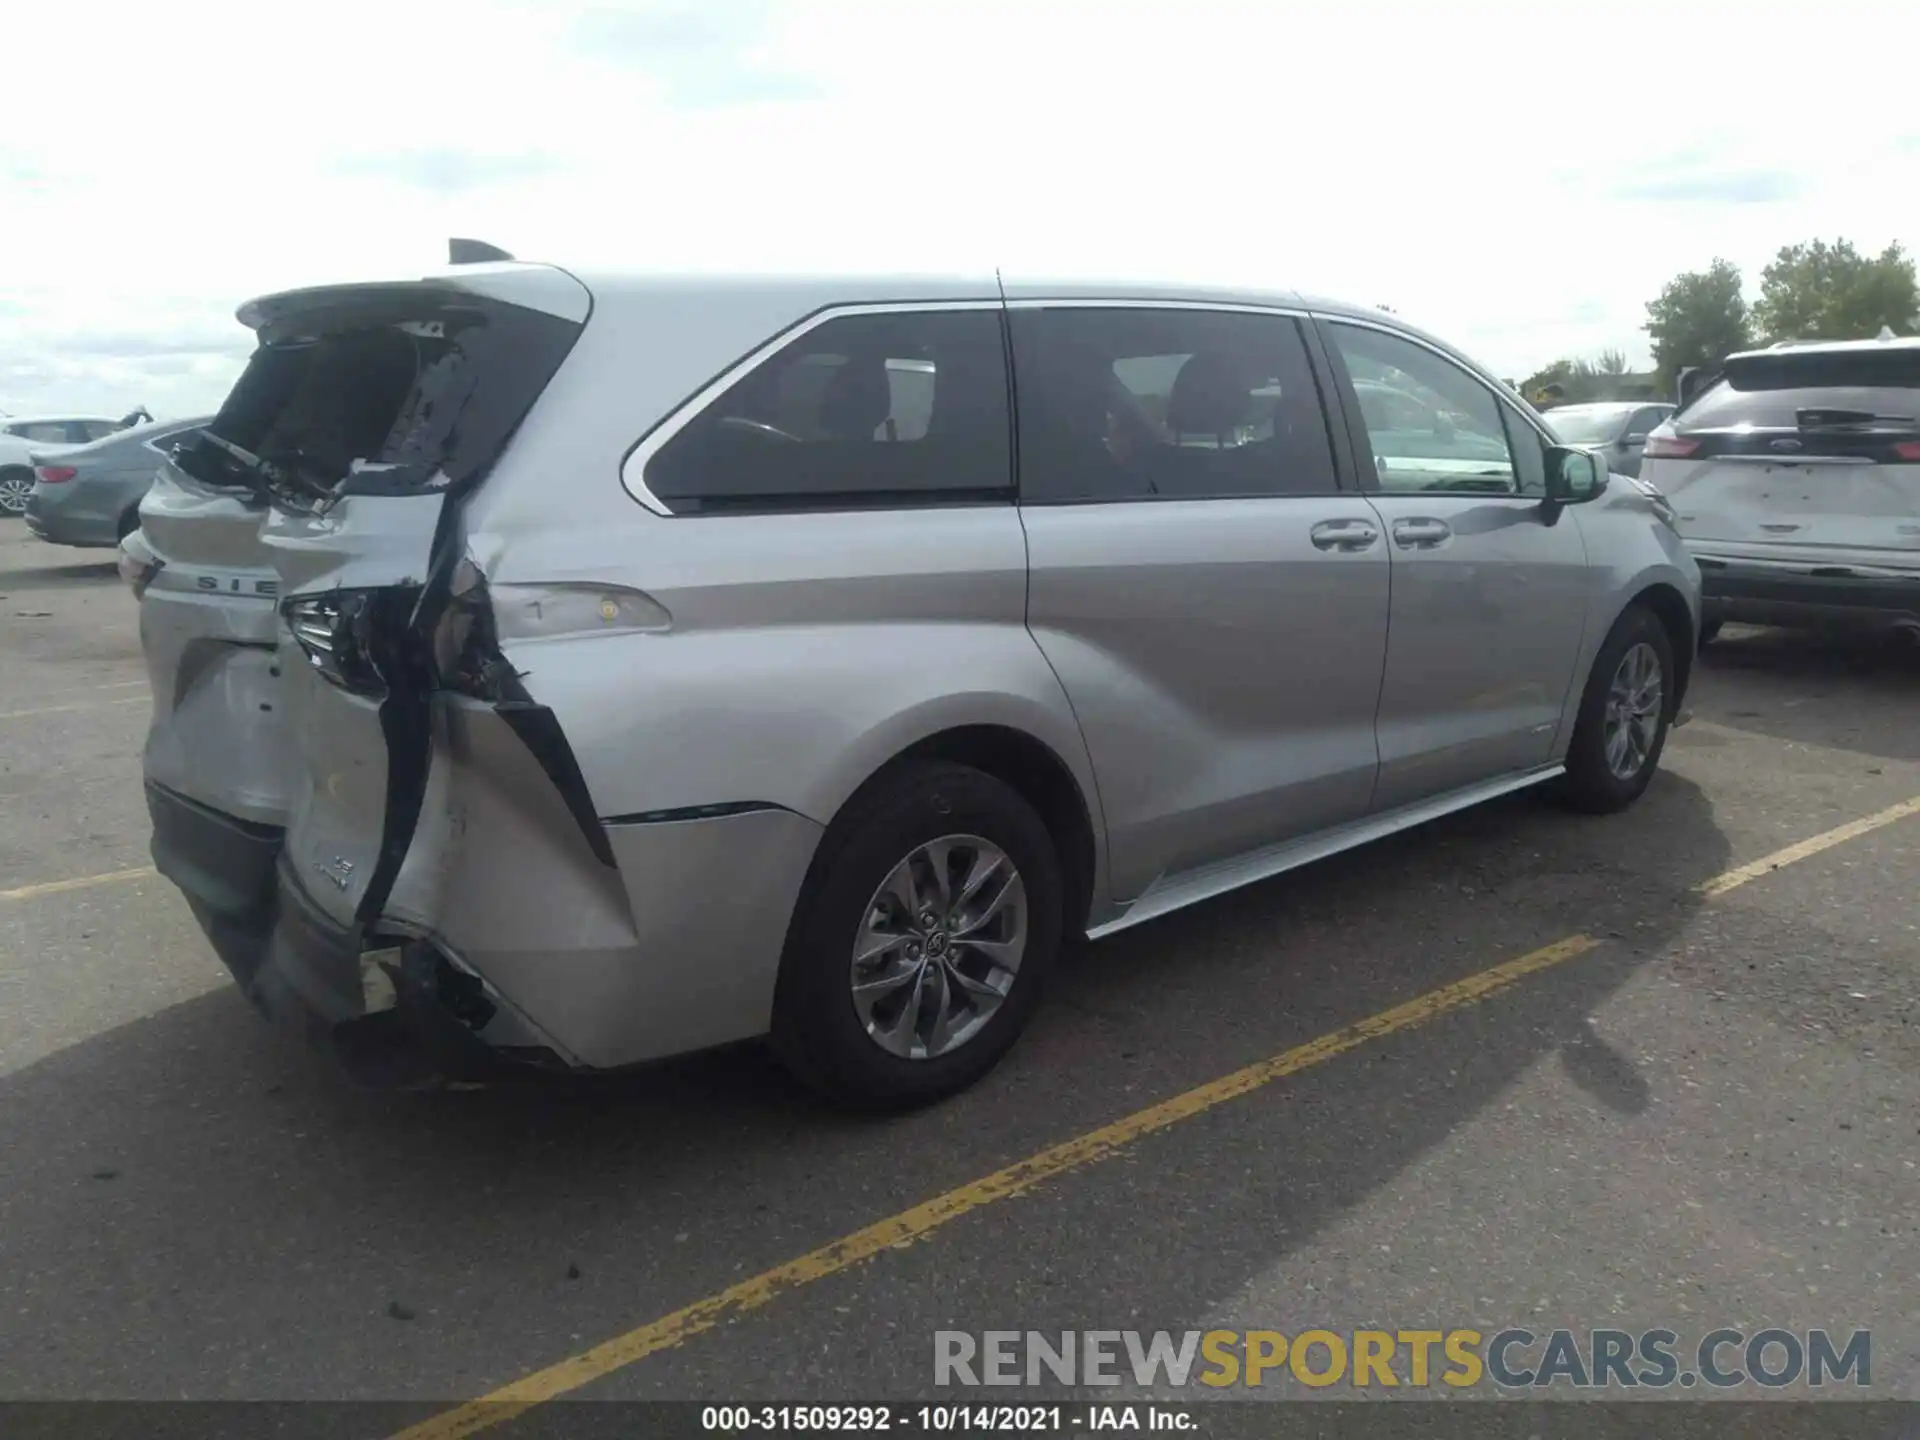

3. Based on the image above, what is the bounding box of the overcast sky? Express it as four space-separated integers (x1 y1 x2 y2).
3 0 1917 419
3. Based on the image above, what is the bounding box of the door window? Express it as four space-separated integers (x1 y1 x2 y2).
1009 307 1341 503
1325 323 1519 495
642 309 1011 514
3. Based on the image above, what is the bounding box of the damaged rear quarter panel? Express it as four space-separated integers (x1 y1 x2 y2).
438 506 1097 1069
385 693 825 1067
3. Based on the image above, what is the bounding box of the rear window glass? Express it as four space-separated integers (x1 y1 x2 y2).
176 295 580 507
1682 348 1920 429
642 309 1012 514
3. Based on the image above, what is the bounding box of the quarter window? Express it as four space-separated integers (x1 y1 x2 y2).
1499 402 1548 497
641 309 1011 514
1009 307 1341 503
1325 323 1520 496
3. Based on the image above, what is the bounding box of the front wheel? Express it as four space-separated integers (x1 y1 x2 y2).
1552 605 1676 814
770 761 1064 1110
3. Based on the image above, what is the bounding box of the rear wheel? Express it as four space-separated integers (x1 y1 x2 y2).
770 761 1064 1109
0 469 33 517
116 508 142 542
1552 604 1676 814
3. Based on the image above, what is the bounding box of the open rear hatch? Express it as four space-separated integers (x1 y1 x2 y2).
150 264 592 1069
1658 345 1920 558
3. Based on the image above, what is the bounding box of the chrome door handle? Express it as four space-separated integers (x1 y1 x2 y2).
1392 517 1452 549
1310 519 1380 552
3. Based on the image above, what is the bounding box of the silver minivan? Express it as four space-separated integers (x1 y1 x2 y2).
133 256 1701 1105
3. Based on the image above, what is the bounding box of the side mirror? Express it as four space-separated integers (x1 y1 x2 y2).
1546 446 1607 504
1623 431 1649 446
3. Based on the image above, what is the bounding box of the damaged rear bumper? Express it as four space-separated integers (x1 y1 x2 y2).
146 779 561 1084
146 775 826 1082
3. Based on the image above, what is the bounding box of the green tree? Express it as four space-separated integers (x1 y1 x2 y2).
1644 259 1751 387
1752 239 1919 343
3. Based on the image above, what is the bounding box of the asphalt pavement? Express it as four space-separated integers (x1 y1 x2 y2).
0 523 1915 1426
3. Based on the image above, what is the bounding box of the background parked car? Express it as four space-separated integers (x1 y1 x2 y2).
1544 401 1676 478
1641 335 1920 643
25 416 210 548
0 414 130 516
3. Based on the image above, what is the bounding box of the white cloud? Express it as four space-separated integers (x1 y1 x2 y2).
3 0 1917 414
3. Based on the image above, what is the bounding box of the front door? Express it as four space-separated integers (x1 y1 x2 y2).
1318 317 1592 813
1010 301 1391 902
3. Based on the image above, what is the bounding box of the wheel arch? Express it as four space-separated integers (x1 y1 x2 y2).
818 721 1104 937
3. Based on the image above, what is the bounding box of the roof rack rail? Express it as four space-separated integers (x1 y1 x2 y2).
449 238 515 265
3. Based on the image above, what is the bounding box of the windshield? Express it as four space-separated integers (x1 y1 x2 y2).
1545 407 1633 444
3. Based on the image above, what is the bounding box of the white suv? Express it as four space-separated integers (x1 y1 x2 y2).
1641 336 1920 643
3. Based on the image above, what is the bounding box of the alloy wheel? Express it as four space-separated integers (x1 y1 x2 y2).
0 474 33 516
1603 641 1663 780
849 834 1028 1060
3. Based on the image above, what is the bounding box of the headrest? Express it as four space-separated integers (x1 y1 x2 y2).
1166 351 1254 437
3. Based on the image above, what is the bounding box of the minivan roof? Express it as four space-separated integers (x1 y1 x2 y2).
235 262 1514 405
236 264 1466 355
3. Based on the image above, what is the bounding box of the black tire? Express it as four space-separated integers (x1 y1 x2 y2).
117 508 142 542
1698 620 1722 648
770 760 1064 1110
1551 604 1677 814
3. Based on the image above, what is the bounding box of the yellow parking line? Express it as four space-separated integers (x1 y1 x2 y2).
0 866 155 902
391 937 1600 1440
0 694 147 721
390 793 1920 1440
1694 794 1920 898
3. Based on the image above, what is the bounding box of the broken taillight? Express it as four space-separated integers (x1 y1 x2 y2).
35 465 77 484
286 591 396 697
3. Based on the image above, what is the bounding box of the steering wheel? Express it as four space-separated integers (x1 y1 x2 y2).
717 415 802 443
